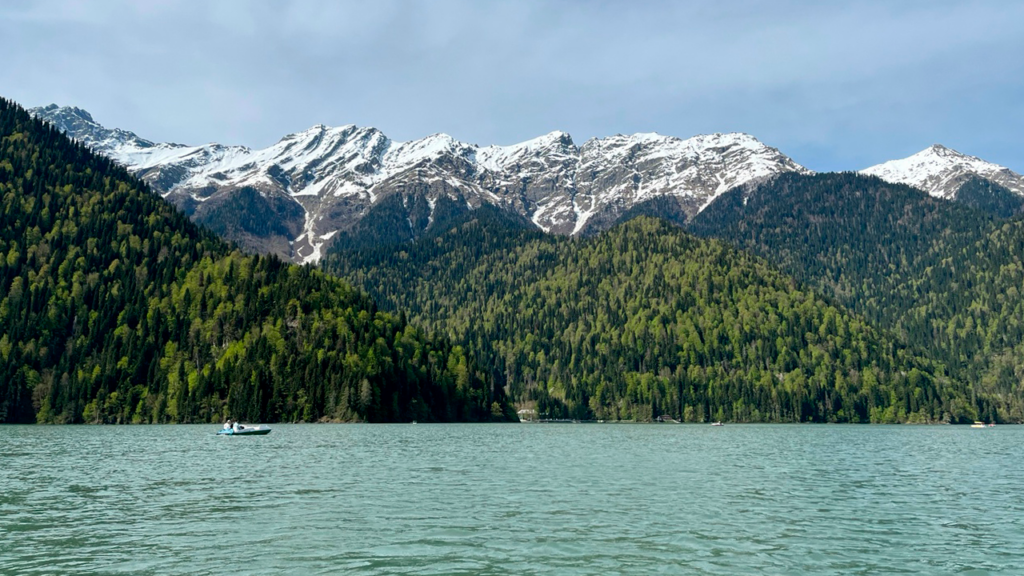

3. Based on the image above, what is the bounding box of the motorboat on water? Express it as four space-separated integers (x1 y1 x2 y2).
711 421 724 426
218 423 271 436
970 421 987 429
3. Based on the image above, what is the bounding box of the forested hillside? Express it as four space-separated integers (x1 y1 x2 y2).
690 172 1024 420
0 98 512 424
689 173 991 323
326 209 986 423
328 193 477 252
952 175 1024 218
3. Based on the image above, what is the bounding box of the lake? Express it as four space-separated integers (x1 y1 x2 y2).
1 424 1022 575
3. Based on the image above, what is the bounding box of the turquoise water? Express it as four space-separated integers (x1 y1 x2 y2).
1 424 1022 575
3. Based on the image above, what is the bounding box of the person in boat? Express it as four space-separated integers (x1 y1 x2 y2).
223 419 232 430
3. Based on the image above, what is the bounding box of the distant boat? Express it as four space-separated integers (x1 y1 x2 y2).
711 421 724 426
218 424 271 436
517 409 536 423
970 421 987 429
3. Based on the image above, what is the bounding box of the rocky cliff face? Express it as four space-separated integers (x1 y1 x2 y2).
31 104 809 262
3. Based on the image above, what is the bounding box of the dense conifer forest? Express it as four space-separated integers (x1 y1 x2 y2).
0 98 513 424
952 175 1024 219
326 208 987 423
690 172 1024 420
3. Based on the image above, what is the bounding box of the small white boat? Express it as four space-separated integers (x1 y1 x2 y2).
970 421 987 429
218 424 271 436
711 421 724 426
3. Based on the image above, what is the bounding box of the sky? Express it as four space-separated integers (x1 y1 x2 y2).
2 0 1022 173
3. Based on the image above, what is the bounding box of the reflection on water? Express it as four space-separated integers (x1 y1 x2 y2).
1 424 1022 575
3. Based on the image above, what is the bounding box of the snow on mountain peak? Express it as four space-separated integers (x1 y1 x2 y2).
30 103 810 261
515 130 575 150
383 133 470 171
476 131 578 173
40 103 95 123
861 145 1024 199
29 104 160 157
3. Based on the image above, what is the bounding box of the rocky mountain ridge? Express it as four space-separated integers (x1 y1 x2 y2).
31 104 808 262
33 104 1024 263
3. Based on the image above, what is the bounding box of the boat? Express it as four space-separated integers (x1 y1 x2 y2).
711 421 724 426
970 421 987 428
218 424 272 436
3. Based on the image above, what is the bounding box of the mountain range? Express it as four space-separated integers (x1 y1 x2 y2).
31 105 1024 263
6 97 1024 424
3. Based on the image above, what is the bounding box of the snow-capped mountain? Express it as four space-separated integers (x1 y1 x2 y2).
30 104 809 263
861 144 1024 200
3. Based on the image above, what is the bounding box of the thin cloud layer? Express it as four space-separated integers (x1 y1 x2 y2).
2 0 1021 172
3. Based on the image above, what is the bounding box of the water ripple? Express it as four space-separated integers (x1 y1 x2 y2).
2 424 1023 574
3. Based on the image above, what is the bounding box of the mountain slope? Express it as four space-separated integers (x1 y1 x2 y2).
689 172 992 318
950 175 1024 218
0 98 512 424
862 144 1024 201
30 104 808 262
896 217 1024 406
326 212 983 424
689 172 1024 419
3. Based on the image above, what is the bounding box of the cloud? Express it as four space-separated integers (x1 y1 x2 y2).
1 0 1021 172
